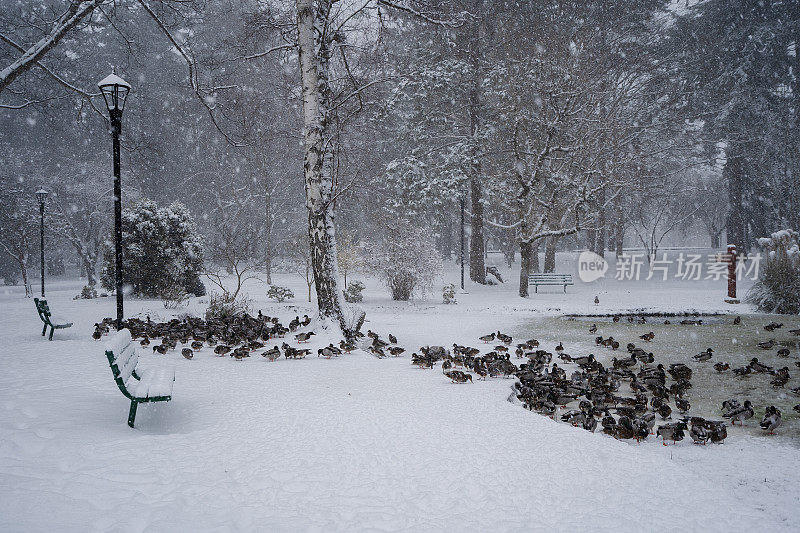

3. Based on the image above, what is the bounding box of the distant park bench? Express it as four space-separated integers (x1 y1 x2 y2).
528 273 574 293
33 298 73 340
105 329 175 428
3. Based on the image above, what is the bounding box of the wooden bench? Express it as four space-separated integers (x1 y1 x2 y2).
104 329 175 428
528 273 574 293
33 298 73 340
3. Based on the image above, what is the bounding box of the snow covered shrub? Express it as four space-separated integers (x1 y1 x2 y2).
747 229 800 314
442 283 456 304
100 200 204 299
267 285 294 303
205 292 251 320
343 280 365 303
161 285 189 309
75 284 98 300
364 219 442 301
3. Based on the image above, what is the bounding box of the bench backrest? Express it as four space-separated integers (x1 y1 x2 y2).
529 273 573 282
34 298 51 321
104 329 137 399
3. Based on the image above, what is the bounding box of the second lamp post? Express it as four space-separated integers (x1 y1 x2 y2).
35 189 47 298
98 72 131 329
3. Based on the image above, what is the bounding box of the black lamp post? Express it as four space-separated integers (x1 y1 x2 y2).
460 195 465 291
98 71 130 329
35 189 48 298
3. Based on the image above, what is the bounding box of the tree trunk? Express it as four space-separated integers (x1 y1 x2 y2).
264 183 273 284
467 0 486 285
597 187 607 254
614 189 624 258
518 239 531 297
296 0 356 336
586 228 597 254
17 253 30 297
544 237 557 273
724 148 746 253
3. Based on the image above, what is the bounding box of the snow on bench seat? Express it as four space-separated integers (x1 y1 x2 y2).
128 367 175 399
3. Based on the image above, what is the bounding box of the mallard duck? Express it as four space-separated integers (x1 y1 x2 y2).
676 398 690 414
788 328 800 336
444 369 473 383
555 342 564 352
612 315 621 323
589 324 598 334
668 363 692 381
776 348 790 357
368 346 386 358
479 333 495 343
705 421 727 444
262 346 281 362
723 400 754 425
722 399 740 413
639 332 655 342
339 340 355 353
733 365 752 377
295 332 315 343
232 346 250 359
389 346 405 357
497 332 513 345
301 315 311 327
656 421 687 445
388 333 398 344
525 339 540 348
594 296 600 305
733 315 741 325
473 360 487 380
153 344 168 355
140 336 151 347
693 348 713 362
318 346 337 359
764 322 783 332
181 348 193 360
770 367 790 387
760 406 782 434
713 362 730 372
758 339 776 350
191 340 203 350
748 358 772 373
658 403 672 420
793 404 800 414
92 328 104 340
214 344 231 356
689 419 709 445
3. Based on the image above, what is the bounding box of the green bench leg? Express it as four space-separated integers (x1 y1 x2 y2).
128 401 138 428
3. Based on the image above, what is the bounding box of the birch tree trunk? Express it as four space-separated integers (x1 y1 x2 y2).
296 0 359 336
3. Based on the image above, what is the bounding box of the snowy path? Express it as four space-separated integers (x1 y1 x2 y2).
1 269 798 532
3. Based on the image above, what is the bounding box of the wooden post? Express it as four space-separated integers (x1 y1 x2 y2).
725 244 739 303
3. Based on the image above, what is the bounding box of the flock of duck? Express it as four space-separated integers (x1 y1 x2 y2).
93 312 354 361
408 316 799 444
94 310 797 443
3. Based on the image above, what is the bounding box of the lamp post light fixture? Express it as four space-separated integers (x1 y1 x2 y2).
35 188 48 298
98 71 131 329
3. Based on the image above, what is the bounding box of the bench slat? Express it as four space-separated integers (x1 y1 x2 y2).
117 345 139 383
129 367 175 399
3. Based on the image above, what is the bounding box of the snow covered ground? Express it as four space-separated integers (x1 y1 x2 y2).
1 252 798 532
